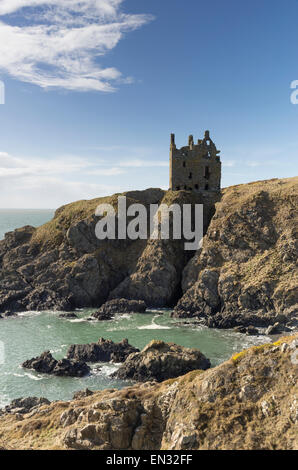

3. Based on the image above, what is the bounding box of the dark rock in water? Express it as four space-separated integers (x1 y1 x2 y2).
92 299 147 320
111 340 211 382
233 325 259 335
265 322 282 335
73 388 94 400
246 325 259 335
67 338 139 363
53 358 90 377
22 351 57 374
58 312 78 319
22 351 90 377
1 397 50 415
3 310 17 318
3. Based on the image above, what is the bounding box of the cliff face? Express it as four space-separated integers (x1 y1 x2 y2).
0 188 218 312
174 177 298 326
0 177 297 324
0 335 297 450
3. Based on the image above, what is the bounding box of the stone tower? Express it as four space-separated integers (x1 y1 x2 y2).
169 131 221 192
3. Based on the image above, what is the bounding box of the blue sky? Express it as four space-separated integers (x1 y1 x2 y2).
0 0 297 208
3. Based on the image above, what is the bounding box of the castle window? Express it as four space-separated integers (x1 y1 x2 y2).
205 166 210 179
205 183 209 190
195 184 199 190
188 172 192 179
176 186 180 191
183 161 186 168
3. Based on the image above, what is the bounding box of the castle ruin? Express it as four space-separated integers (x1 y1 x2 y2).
169 131 221 192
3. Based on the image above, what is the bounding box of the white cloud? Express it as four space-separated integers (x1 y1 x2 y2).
0 0 153 91
119 159 168 168
0 150 128 207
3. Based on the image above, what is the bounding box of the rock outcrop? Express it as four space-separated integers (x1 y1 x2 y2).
66 338 139 363
58 312 78 319
111 340 211 382
92 299 147 320
0 397 51 416
173 177 298 328
22 351 90 377
1 334 297 450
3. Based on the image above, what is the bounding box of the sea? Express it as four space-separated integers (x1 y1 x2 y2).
0 209 270 407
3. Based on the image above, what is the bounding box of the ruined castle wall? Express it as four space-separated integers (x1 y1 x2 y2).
170 147 221 192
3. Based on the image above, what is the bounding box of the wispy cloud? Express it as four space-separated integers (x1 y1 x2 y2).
0 150 171 207
0 0 153 92
119 159 168 168
0 150 127 207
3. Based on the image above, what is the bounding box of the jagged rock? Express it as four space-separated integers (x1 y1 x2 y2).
58 312 78 319
67 338 139 363
53 358 90 377
22 351 57 374
111 340 211 382
92 299 147 320
73 389 94 400
1 397 50 415
22 351 90 377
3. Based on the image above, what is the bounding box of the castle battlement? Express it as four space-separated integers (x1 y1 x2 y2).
169 131 221 192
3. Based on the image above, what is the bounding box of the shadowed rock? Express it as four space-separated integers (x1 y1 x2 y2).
111 340 211 382
92 299 147 320
67 338 139 363
22 351 90 377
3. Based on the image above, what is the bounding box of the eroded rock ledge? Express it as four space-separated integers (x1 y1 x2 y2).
1 335 297 450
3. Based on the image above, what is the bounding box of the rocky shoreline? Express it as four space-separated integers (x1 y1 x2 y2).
1 334 297 450
0 178 297 333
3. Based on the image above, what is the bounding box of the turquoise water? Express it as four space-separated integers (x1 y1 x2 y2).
0 209 54 240
0 310 269 407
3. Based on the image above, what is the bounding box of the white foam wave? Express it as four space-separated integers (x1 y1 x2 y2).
18 311 42 317
138 314 171 330
24 372 44 381
138 324 171 330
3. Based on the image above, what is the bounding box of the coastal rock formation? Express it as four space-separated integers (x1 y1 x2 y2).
22 351 90 377
1 334 297 450
92 299 146 320
111 340 211 382
0 188 196 312
58 312 78 319
67 338 139 363
173 177 298 328
0 178 297 330
0 397 50 416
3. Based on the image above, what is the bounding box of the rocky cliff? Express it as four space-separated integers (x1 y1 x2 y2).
174 177 298 328
0 177 297 328
0 188 215 312
0 335 297 450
